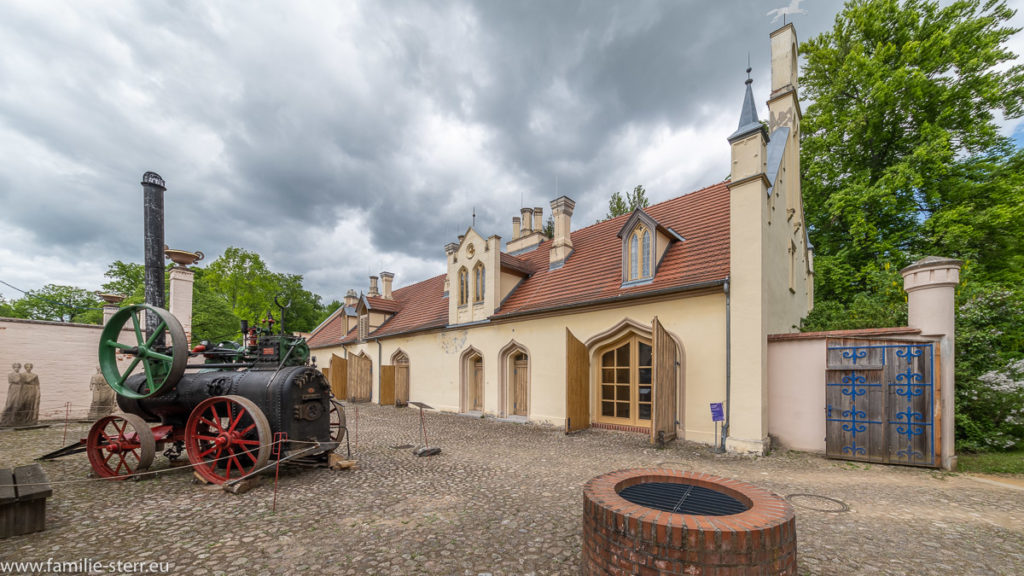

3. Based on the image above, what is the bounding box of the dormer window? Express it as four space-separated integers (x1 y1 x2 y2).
617 208 684 287
628 226 652 281
473 262 485 303
458 267 469 306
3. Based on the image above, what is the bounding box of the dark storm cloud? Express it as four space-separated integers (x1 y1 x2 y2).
2 0 1019 301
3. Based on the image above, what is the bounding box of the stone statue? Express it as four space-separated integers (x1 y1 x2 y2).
88 366 117 420
0 362 39 427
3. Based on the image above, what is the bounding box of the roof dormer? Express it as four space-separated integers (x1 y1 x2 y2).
617 209 684 287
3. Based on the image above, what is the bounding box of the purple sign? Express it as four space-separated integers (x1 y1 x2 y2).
710 402 724 422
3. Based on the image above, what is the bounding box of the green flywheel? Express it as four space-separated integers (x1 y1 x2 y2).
98 304 187 399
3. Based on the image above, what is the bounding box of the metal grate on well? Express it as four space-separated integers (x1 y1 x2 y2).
618 482 749 516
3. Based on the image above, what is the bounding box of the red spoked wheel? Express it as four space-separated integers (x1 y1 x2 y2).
185 395 271 484
86 414 156 479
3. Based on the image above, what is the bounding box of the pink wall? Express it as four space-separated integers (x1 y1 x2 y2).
767 337 826 452
0 318 133 421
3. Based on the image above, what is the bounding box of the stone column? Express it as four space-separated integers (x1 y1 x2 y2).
901 256 962 471
168 266 195 345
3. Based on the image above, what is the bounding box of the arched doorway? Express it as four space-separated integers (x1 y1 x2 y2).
460 347 484 413
498 341 529 418
392 350 409 407
595 334 653 427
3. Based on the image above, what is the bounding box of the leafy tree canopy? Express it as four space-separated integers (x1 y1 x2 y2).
801 0 1024 302
603 185 649 221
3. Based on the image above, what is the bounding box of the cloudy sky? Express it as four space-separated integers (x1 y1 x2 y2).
2 0 1023 304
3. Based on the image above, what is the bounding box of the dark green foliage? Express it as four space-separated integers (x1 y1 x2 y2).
800 0 1024 451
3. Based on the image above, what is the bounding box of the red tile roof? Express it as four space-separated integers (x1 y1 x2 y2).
306 307 349 349
494 181 729 317
500 252 534 275
364 295 402 313
309 181 730 345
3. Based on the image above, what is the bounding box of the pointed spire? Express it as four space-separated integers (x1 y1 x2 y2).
727 66 768 143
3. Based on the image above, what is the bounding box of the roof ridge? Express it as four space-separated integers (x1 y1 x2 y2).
560 180 729 238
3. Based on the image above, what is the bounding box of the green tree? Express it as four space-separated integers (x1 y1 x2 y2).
204 246 280 325
11 284 102 323
190 267 242 343
603 185 649 221
801 0 1024 302
100 260 146 304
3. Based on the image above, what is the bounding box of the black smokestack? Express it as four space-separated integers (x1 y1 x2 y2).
141 171 166 336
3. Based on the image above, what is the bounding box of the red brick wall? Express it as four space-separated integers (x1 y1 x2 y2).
582 469 797 575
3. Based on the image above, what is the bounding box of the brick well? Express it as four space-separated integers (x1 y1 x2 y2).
582 469 797 576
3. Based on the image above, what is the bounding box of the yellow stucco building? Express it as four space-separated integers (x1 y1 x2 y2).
308 24 812 454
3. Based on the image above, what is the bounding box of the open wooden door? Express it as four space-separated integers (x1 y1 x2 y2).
380 365 396 406
651 317 678 445
329 354 348 400
565 328 590 433
347 354 372 402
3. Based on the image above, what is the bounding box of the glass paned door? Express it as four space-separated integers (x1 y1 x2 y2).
597 337 653 427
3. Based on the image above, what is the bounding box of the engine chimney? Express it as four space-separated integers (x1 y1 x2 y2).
549 196 575 268
141 172 166 337
380 271 394 299
368 275 380 298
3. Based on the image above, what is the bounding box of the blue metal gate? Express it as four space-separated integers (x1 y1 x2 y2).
825 338 937 467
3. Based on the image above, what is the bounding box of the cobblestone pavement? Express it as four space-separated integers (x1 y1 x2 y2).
1 405 1022 575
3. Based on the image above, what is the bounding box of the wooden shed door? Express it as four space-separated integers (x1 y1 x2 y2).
395 363 409 406
471 360 484 411
651 317 678 445
347 354 372 403
565 329 590 433
329 354 347 400
826 338 937 467
512 357 528 416
380 365 396 406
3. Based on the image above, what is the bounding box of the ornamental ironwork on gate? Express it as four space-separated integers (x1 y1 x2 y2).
825 339 938 467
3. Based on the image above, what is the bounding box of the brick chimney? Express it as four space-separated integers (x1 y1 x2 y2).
533 206 543 232
368 275 380 298
512 216 521 239
380 271 394 299
549 196 575 268
344 289 358 308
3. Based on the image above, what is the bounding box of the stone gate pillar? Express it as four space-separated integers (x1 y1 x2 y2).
901 256 962 471
168 266 195 345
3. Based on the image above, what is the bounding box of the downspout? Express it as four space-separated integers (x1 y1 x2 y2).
722 278 731 452
376 338 382 404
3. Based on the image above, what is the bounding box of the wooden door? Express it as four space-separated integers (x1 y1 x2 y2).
512 357 528 416
826 338 937 467
395 364 409 406
651 317 678 445
347 354 372 403
565 329 590 432
471 360 483 411
329 354 347 400
380 365 396 406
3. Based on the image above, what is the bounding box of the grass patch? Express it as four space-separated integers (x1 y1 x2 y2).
957 449 1024 475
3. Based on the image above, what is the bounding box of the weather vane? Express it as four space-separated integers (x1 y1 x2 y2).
767 0 807 24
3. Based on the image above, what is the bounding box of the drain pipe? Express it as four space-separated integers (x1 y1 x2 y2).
722 279 731 453
376 338 383 403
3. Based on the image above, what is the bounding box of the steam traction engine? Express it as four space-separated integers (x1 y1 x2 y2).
88 304 343 484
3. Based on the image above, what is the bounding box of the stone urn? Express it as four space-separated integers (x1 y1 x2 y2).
164 248 205 268
95 293 126 304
